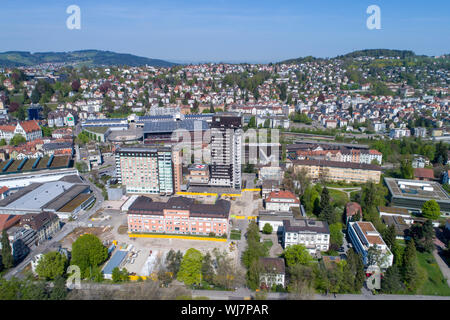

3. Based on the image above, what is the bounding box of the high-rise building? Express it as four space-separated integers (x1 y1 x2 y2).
209 115 242 189
115 146 175 195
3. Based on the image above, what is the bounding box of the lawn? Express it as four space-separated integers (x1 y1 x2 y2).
263 239 273 252
416 251 450 296
328 189 349 205
230 230 241 240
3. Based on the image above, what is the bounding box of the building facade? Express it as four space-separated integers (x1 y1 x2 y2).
209 115 242 189
347 221 393 269
127 196 230 236
282 219 330 256
115 146 175 195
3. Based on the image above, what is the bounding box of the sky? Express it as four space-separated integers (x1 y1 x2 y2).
0 0 449 63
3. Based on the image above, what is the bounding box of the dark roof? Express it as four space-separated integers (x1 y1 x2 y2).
143 119 209 134
283 218 329 234
128 196 230 219
259 257 285 274
292 159 381 171
19 211 58 231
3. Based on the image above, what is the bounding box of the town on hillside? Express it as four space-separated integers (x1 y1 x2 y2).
0 50 449 301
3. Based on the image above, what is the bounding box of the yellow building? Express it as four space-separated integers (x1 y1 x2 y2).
292 159 381 184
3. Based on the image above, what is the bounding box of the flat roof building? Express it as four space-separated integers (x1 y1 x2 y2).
384 177 450 216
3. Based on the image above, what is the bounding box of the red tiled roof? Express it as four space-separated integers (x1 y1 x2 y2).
20 120 41 133
266 190 299 203
414 168 434 179
346 202 362 217
0 214 21 231
0 186 9 194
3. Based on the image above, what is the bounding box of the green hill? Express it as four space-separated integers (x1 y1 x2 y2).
0 50 176 67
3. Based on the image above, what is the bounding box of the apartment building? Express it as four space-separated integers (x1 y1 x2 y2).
347 221 393 269
259 257 286 289
282 218 330 255
187 164 210 186
0 120 42 143
209 114 242 189
115 146 175 195
265 190 300 212
127 196 230 236
292 159 381 184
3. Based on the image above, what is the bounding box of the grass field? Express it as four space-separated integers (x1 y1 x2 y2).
329 189 349 205
263 239 273 252
416 251 450 296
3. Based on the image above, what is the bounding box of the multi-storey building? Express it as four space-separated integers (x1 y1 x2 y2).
282 218 330 255
292 159 382 184
0 120 42 143
209 114 243 189
259 257 286 289
265 190 300 212
127 196 230 236
347 221 393 269
187 164 210 186
115 146 175 195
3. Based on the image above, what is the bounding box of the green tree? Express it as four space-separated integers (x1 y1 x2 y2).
0 139 6 146
35 251 67 280
381 265 404 294
1 230 13 269
31 89 41 104
342 249 365 292
421 200 440 220
112 267 122 283
9 134 26 146
49 276 68 300
329 223 344 250
382 224 397 251
201 252 215 284
262 223 273 234
402 239 420 292
70 234 108 279
166 249 183 277
400 160 414 179
283 244 313 267
177 248 203 286
410 220 435 252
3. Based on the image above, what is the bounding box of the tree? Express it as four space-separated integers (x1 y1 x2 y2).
35 251 67 280
71 80 81 92
112 267 122 283
381 265 403 294
367 244 387 268
329 223 344 250
213 251 239 290
0 139 6 146
382 224 396 251
166 249 183 277
410 220 435 253
201 252 214 284
1 230 13 269
400 160 414 179
421 200 440 220
177 248 203 286
49 276 68 300
70 234 108 279
342 249 365 293
402 239 420 292
287 264 315 298
31 89 41 104
283 244 313 267
9 134 26 146
262 223 273 234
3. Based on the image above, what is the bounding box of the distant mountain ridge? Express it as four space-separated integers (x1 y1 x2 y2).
0 50 176 67
277 49 428 64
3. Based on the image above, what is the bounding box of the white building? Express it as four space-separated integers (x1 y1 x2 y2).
347 221 393 269
265 190 300 212
282 219 330 256
259 257 286 288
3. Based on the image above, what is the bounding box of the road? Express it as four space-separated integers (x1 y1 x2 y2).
4 172 105 280
191 289 450 300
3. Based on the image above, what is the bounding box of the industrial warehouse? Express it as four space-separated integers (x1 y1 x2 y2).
0 179 95 219
384 177 450 216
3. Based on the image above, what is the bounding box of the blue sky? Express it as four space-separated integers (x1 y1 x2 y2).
0 0 449 63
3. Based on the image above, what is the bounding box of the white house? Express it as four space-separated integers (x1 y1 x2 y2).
265 190 300 212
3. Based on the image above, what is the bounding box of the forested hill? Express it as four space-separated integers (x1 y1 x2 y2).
0 50 176 68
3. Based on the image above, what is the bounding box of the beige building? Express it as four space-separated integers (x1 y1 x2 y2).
292 159 381 184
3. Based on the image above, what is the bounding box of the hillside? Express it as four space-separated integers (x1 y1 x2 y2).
0 50 176 68
278 49 424 64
